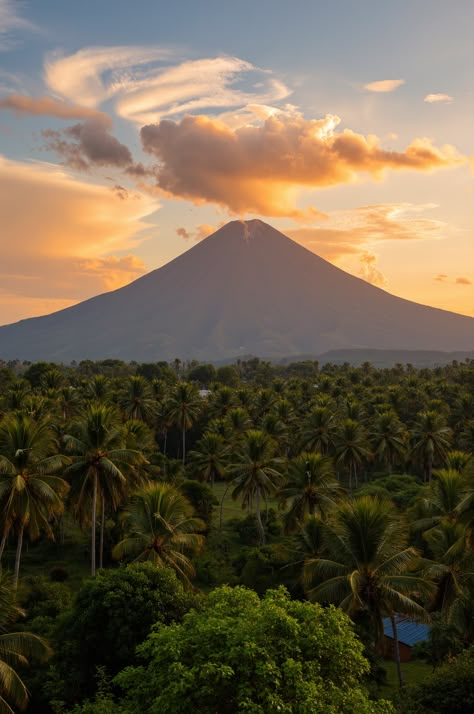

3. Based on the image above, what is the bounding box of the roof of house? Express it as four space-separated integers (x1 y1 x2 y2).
383 616 430 647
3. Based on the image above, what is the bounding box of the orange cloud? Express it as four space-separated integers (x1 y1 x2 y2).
364 79 405 92
0 156 158 324
0 94 111 123
456 277 472 285
140 114 463 216
176 223 220 242
286 204 446 261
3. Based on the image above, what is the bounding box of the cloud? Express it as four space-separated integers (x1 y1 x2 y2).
455 277 472 285
45 48 290 125
41 118 139 172
0 155 158 323
364 79 405 93
434 274 448 282
424 93 454 104
287 204 446 261
0 0 38 50
0 94 111 123
140 114 463 216
176 223 221 242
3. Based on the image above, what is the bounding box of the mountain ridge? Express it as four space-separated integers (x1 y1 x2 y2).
0 219 472 361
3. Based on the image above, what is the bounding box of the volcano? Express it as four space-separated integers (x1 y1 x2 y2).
0 219 472 362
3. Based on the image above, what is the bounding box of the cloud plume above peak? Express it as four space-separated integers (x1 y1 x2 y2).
139 113 463 216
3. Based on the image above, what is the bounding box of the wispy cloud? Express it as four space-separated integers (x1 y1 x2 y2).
45 48 290 125
0 94 111 123
424 93 454 104
364 79 405 93
456 277 472 285
139 114 463 216
176 224 221 242
0 0 38 50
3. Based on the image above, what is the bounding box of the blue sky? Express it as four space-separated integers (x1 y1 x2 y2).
0 0 472 323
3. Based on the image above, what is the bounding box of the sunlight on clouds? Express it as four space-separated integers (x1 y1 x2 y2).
0 156 159 323
45 49 290 125
364 79 405 92
424 94 454 104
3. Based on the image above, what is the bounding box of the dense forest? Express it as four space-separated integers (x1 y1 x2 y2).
0 355 473 713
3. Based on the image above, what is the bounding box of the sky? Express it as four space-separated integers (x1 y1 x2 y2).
0 0 473 325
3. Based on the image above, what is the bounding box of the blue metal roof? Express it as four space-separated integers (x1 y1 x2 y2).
383 616 430 647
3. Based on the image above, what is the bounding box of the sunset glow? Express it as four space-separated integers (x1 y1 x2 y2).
0 0 473 323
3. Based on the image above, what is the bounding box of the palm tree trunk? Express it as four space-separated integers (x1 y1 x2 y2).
91 470 98 577
256 490 265 546
0 526 10 575
13 524 24 589
182 425 186 466
99 497 105 570
390 613 404 688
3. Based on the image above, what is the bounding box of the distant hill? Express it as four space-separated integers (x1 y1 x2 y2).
0 219 473 362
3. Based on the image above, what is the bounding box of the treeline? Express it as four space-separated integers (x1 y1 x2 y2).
0 356 473 712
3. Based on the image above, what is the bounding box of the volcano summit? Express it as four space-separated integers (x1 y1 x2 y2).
0 219 472 362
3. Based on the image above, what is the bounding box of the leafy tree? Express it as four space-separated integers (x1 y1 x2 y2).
115 585 393 714
52 564 195 705
112 483 205 585
0 414 69 587
370 411 407 473
335 418 371 489
118 376 156 424
188 432 228 487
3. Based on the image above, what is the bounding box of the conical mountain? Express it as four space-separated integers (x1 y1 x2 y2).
0 219 472 362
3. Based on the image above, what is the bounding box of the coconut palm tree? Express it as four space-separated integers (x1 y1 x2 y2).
188 432 228 488
0 414 69 587
278 452 342 532
370 411 407 473
0 576 52 712
303 496 433 688
166 382 201 465
334 418 371 489
230 430 285 545
112 482 205 585
64 404 146 575
412 410 452 483
119 376 157 424
300 406 337 455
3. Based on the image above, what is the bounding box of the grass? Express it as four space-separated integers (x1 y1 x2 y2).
379 659 432 697
212 481 280 523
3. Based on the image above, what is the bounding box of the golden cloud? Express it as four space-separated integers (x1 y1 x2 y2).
364 79 405 93
456 277 472 285
0 156 158 324
424 93 454 104
140 114 463 216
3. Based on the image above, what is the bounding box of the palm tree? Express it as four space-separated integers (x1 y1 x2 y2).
64 404 146 575
0 414 69 588
188 432 228 488
300 406 337 455
0 576 51 712
166 383 201 465
112 483 205 586
335 418 371 489
303 496 433 687
412 410 452 483
278 452 342 532
370 411 407 473
230 430 285 545
119 376 157 424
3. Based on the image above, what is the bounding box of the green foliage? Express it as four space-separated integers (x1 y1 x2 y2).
115 585 393 713
51 564 196 705
399 646 474 713
179 479 218 526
